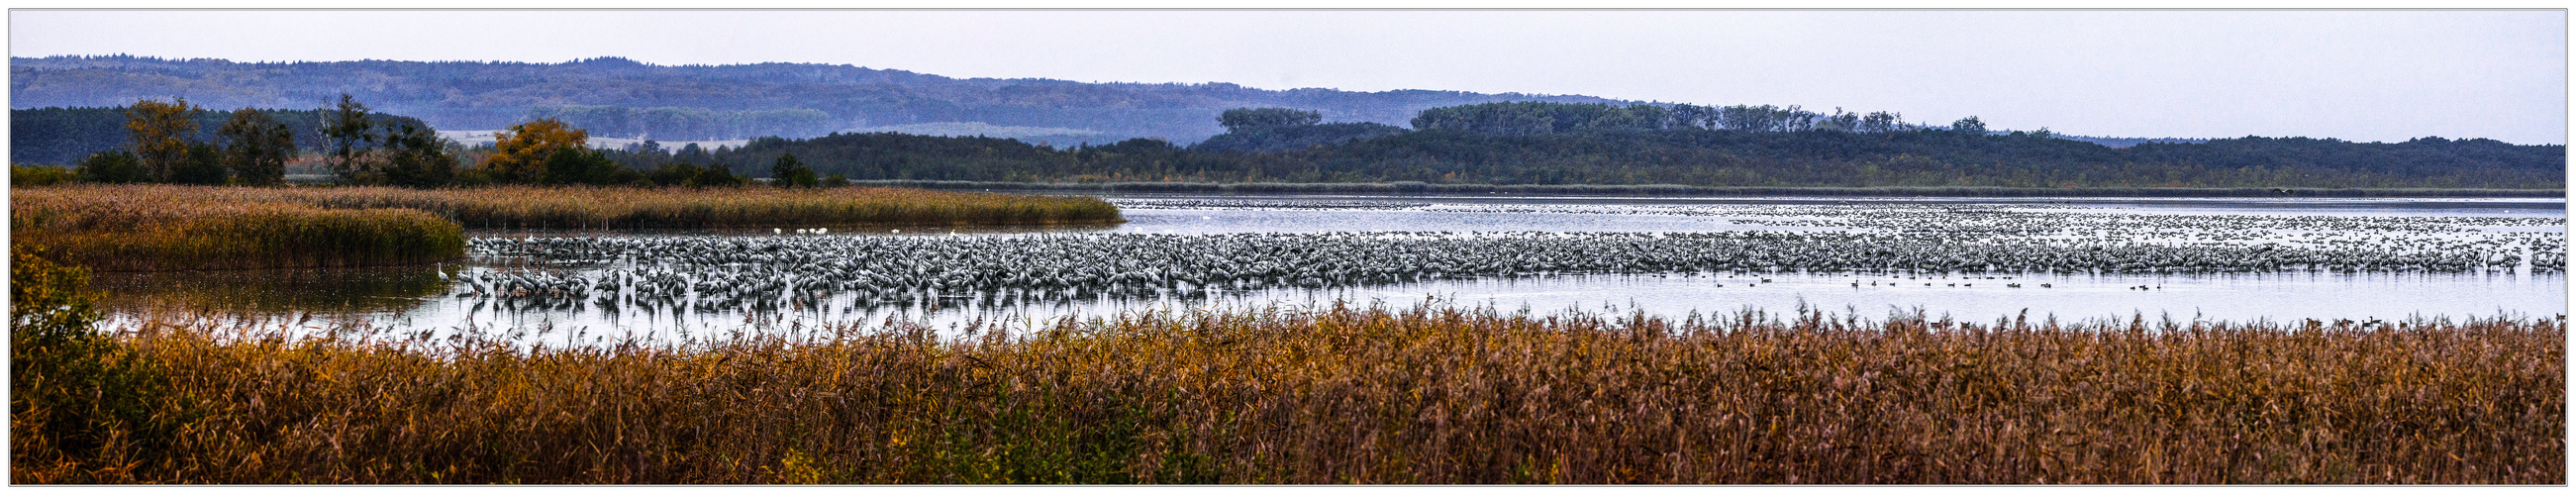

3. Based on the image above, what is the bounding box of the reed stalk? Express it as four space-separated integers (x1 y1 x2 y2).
20 303 2559 484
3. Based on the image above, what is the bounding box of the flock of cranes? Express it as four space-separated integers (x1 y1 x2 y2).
448 204 2560 312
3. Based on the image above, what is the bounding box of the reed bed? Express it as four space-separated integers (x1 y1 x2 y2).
23 303 2561 484
259 184 1121 229
9 184 1121 270
12 186 464 271
85 266 452 314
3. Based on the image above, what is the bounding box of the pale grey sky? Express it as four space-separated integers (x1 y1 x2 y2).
10 9 2568 144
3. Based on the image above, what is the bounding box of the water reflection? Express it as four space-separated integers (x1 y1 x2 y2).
93 264 454 314
94 263 2567 343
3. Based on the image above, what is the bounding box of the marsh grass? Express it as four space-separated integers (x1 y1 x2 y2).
25 303 2562 484
9 184 1122 270
253 184 1123 229
12 186 466 270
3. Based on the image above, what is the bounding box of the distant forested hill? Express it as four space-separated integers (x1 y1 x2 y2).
11 106 430 165
9 55 1627 145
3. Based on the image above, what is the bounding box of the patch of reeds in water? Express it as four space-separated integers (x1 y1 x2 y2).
12 186 465 271
29 303 2561 484
86 266 451 314
9 184 1123 270
260 184 1122 229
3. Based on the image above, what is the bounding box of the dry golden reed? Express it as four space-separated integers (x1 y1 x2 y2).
9 184 1122 270
24 304 2562 484
220 183 1122 229
12 185 464 271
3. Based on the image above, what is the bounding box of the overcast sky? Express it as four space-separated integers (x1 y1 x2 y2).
10 9 2567 145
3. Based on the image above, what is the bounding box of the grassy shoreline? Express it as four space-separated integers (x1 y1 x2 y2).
9 184 1123 270
20 302 2561 483
852 179 2568 198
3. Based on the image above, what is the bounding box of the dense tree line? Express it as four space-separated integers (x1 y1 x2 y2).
1413 102 1679 134
28 108 783 189
688 103 2561 189
19 97 2559 191
1192 108 1407 152
29 95 458 187
11 106 431 166
1190 122 1410 153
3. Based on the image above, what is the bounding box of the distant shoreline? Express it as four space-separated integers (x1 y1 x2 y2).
848 180 2568 199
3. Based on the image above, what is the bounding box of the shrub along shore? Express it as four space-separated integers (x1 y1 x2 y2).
9 184 1123 270
14 285 2561 483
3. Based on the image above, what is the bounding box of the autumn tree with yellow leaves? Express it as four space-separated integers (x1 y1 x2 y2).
124 97 200 182
480 118 589 183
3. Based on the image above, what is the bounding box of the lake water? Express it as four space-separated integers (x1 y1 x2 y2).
95 195 2566 343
